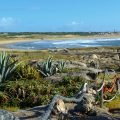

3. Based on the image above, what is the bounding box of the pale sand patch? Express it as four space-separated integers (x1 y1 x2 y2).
0 39 39 45
0 39 42 51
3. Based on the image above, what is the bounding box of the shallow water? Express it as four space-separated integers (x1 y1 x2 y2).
5 38 120 50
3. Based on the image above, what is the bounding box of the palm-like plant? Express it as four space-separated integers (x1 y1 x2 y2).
0 52 19 83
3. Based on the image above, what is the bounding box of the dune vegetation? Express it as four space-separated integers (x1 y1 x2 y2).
0 33 120 119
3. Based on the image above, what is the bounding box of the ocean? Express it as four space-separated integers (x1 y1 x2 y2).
6 38 120 50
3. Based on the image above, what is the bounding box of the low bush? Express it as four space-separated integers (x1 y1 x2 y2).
105 95 120 109
13 63 41 80
0 76 84 108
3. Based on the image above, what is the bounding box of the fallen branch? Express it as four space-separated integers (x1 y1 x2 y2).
40 83 89 120
40 94 84 120
103 92 118 102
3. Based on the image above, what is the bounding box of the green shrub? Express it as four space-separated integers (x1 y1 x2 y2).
105 95 120 109
0 80 53 107
0 76 84 108
13 63 41 80
0 92 9 106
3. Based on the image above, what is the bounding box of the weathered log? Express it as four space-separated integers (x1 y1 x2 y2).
40 94 84 120
40 82 97 120
40 83 89 120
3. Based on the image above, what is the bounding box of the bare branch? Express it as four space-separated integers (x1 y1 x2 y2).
40 94 84 120
97 82 105 92
103 92 118 102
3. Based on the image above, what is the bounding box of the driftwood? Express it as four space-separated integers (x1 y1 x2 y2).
40 69 120 120
40 95 84 120
40 83 97 120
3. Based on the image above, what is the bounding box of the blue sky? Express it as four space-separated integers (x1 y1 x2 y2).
0 0 120 32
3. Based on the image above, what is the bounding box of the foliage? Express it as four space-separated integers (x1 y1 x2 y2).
0 52 19 83
57 60 66 73
105 95 120 109
37 57 56 77
0 91 9 106
13 63 41 80
0 76 84 108
37 57 66 77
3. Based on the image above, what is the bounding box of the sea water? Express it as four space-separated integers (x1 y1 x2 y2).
6 38 120 50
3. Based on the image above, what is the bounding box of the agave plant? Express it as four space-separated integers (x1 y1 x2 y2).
58 60 66 72
37 57 56 77
0 52 19 83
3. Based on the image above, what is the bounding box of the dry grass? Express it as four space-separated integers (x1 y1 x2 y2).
0 106 20 112
105 95 120 109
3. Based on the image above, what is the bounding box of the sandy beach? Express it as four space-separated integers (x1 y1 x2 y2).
1 33 120 50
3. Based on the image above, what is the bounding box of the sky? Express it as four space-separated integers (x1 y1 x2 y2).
0 0 120 32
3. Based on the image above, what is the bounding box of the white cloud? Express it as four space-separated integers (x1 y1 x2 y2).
67 21 83 26
0 17 16 28
71 21 80 25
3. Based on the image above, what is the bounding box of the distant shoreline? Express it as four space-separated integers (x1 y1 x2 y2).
1 33 120 50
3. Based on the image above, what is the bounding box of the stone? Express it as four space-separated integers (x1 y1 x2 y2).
91 54 98 59
49 49 58 52
74 92 95 114
113 54 119 60
0 110 19 120
56 99 67 114
70 61 87 67
87 72 98 80
52 99 67 116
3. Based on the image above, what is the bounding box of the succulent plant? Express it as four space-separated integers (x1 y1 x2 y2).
37 57 55 77
37 57 67 77
58 60 66 72
0 52 19 82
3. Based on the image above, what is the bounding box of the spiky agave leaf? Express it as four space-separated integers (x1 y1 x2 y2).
58 60 66 72
37 57 55 77
0 51 19 82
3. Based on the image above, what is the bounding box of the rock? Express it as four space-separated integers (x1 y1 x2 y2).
113 54 119 60
87 72 99 80
70 61 87 67
56 99 67 114
0 110 19 120
28 60 38 66
117 48 120 53
49 49 58 52
89 60 99 68
63 49 69 53
10 54 18 58
45 73 67 82
91 54 99 59
74 93 95 113
88 88 97 95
